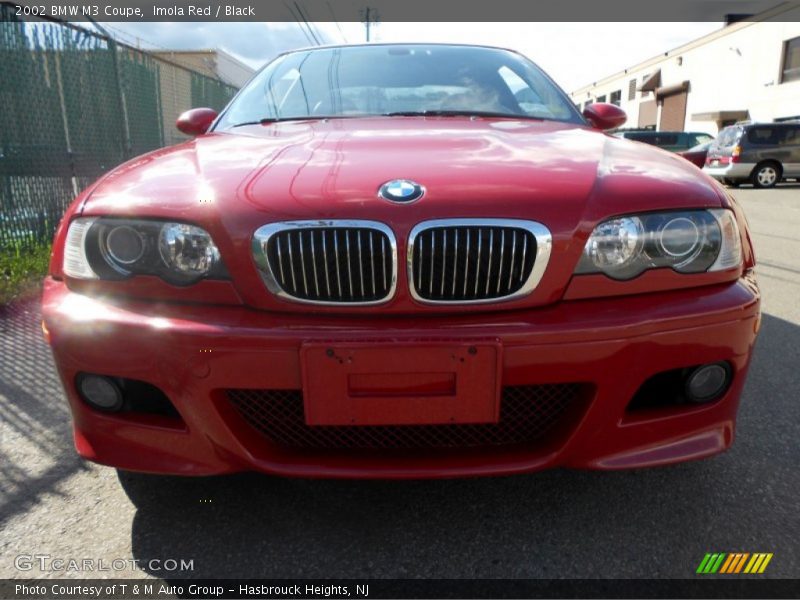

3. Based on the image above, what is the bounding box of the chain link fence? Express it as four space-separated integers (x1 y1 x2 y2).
0 5 239 253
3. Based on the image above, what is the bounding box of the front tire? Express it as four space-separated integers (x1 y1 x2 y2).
751 162 781 189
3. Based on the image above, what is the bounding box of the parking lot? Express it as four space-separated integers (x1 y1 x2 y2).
0 186 798 581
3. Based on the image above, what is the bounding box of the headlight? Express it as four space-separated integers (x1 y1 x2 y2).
63 218 226 285
158 223 221 279
576 209 741 280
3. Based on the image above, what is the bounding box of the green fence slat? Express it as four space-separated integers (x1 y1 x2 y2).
0 6 238 253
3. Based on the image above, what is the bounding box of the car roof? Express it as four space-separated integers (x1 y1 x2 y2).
733 122 798 129
275 42 520 58
623 130 705 135
747 122 798 127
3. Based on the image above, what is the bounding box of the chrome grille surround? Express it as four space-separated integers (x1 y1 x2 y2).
407 219 552 305
252 220 397 306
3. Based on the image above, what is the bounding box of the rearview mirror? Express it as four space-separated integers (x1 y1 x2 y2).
176 108 218 136
582 103 627 131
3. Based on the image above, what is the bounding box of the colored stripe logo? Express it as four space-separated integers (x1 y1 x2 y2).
696 553 773 574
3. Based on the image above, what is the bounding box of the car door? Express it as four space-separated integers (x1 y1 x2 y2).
744 126 785 167
653 133 681 151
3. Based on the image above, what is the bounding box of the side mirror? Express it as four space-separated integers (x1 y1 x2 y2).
176 108 218 136
582 103 627 131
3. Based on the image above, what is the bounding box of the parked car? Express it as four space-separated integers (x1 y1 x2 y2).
703 122 800 188
615 130 714 152
42 44 758 482
678 141 712 168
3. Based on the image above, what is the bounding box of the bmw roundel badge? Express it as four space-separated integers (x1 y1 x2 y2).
378 179 425 203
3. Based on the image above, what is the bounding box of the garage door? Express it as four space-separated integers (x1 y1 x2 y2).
638 100 657 128
660 92 688 131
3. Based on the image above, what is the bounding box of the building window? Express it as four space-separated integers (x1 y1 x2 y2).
609 90 622 106
641 73 651 97
597 94 606 103
782 36 800 83
628 78 637 100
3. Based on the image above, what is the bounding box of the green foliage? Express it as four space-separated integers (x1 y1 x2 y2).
0 243 51 305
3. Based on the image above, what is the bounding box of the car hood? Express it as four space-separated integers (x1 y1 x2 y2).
85 116 722 219
82 117 726 312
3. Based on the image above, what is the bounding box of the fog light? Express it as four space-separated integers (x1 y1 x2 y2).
77 375 124 412
685 363 731 403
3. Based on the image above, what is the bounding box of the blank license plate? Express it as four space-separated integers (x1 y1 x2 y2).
301 342 502 426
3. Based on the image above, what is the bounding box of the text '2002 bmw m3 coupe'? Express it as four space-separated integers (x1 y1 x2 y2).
42 44 759 479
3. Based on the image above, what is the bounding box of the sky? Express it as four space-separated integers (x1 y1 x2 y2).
102 21 723 92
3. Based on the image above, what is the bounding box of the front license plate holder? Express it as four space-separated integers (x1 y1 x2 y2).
301 341 502 426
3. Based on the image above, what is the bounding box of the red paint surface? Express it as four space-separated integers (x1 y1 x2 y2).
176 107 218 136
679 148 709 169
302 342 501 426
42 115 760 478
582 103 627 131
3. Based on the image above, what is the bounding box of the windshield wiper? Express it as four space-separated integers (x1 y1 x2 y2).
229 111 546 128
381 110 543 120
230 115 368 128
229 117 316 128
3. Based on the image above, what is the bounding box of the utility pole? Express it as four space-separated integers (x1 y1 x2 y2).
360 6 379 42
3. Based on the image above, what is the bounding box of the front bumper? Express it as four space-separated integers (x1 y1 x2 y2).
703 162 755 181
42 275 760 479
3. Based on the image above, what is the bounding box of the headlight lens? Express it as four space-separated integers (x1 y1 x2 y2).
106 225 146 265
158 223 221 278
63 218 226 285
581 216 644 271
576 209 741 280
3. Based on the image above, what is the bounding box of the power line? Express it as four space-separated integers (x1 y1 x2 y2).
285 0 321 46
326 0 348 44
294 1 323 45
306 20 326 46
281 2 313 45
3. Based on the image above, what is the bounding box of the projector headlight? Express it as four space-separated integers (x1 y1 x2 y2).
63 217 226 285
576 209 741 280
158 223 221 280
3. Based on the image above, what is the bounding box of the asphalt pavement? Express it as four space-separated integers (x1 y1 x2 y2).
0 185 798 581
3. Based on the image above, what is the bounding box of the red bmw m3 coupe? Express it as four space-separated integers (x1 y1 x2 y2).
42 44 759 479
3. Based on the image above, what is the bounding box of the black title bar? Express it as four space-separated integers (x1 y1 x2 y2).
3 0 800 22
2 578 800 599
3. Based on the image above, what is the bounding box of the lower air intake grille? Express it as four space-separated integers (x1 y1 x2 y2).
409 219 550 303
227 384 584 450
254 221 396 304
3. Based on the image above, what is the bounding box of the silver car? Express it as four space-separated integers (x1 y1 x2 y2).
703 122 800 188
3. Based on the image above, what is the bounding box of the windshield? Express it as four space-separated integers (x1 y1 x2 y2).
215 45 583 129
623 132 678 147
686 141 711 152
715 126 743 148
